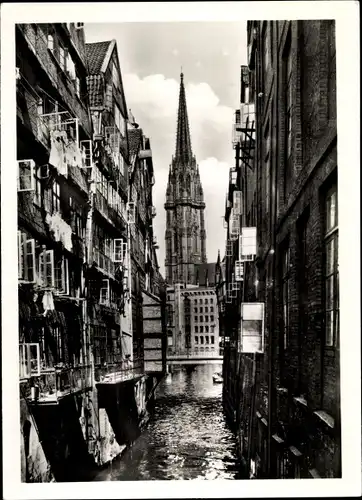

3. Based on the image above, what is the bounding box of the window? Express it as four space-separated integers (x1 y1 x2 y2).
52 181 60 213
59 46 66 71
66 53 76 80
205 299 208 304
194 307 198 313
39 249 55 288
195 299 198 304
205 316 209 322
18 233 36 283
210 315 214 322
100 279 110 305
114 103 125 136
194 316 198 323
200 335 204 343
47 34 54 52
54 255 69 294
200 307 203 313
195 336 199 344
200 299 203 304
33 167 42 206
211 336 215 344
205 326 209 333
210 325 215 333
210 306 214 312
195 326 198 333
200 316 203 323
324 185 339 346
113 239 127 263
112 62 119 89
75 77 80 98
205 336 209 344
205 307 209 313
281 245 291 349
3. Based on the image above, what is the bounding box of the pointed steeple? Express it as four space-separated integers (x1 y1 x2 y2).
175 71 192 164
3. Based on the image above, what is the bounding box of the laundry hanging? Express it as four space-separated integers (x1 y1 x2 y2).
66 138 82 169
42 290 55 314
49 130 68 177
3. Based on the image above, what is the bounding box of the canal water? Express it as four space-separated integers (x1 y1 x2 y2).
93 364 241 481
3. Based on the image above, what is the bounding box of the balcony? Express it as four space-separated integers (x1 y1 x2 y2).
92 246 115 277
25 365 93 405
68 161 89 195
167 348 221 359
94 191 127 229
95 361 144 385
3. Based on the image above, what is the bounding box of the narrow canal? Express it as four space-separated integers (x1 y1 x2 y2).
93 364 241 481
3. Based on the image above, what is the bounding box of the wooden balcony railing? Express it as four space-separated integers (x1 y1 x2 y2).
92 246 115 277
94 191 127 230
26 365 93 404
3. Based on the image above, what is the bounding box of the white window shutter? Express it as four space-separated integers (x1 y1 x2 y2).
18 231 24 279
47 34 54 52
239 302 265 353
239 227 257 261
80 140 93 169
46 250 55 288
17 160 35 192
233 190 243 215
39 249 46 287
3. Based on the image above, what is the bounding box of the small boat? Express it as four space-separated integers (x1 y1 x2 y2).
213 372 223 384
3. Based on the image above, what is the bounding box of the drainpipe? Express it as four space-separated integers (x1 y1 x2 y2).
267 20 278 478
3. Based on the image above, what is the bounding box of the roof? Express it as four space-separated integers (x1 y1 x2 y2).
128 128 143 158
85 41 112 74
86 74 104 107
196 262 217 287
175 72 193 164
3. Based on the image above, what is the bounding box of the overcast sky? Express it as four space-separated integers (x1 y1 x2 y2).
84 22 247 276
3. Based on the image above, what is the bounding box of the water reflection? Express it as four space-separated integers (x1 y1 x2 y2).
94 364 240 481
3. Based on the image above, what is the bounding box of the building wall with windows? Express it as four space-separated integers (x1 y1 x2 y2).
17 27 166 481
17 22 95 482
221 20 338 480
166 283 220 357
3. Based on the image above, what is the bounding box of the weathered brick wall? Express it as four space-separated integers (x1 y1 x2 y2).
248 19 339 478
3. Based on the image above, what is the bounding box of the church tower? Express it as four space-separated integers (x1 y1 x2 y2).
164 72 207 285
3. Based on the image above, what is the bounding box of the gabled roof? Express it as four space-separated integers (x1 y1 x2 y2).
85 41 113 74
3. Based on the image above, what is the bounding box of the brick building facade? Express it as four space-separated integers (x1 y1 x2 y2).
219 20 339 479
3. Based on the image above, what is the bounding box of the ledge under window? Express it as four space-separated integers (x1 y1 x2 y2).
314 410 335 429
308 468 321 479
293 395 308 408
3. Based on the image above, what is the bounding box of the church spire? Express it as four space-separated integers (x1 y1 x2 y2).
175 71 192 164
